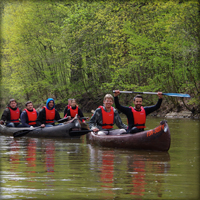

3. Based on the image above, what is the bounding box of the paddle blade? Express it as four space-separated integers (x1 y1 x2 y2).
163 93 191 98
69 130 91 137
13 130 32 138
13 126 41 138
57 117 69 123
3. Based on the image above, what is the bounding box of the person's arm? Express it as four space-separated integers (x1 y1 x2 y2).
20 111 30 127
78 108 84 118
63 107 68 117
114 110 128 129
145 98 162 116
55 110 61 121
1 108 10 122
67 109 71 117
89 108 102 132
36 108 45 126
114 96 131 114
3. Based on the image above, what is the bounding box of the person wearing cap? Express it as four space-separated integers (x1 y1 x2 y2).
0 99 22 127
36 98 61 127
20 101 39 128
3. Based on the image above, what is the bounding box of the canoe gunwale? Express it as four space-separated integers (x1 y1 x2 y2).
87 121 171 151
0 117 84 138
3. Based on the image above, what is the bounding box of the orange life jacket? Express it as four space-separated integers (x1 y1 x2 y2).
44 106 55 124
130 106 146 129
100 106 114 129
69 106 79 118
8 107 20 123
24 108 37 125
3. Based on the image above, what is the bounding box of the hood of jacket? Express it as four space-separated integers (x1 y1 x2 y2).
46 98 55 110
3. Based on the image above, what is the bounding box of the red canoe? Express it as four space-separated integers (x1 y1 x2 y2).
87 121 171 151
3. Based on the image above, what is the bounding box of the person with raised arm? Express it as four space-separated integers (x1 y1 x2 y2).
114 90 162 133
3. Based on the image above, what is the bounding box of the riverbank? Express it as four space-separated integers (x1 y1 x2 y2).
149 110 200 120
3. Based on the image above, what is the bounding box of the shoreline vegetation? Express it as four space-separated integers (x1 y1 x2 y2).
1 1 199 117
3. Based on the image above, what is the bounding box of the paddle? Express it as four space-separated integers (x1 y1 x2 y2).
57 116 70 123
13 117 70 138
13 126 42 138
69 129 112 136
113 90 191 98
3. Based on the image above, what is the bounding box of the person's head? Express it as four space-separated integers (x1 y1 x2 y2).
103 94 114 110
133 95 143 111
25 101 33 111
68 98 72 106
9 99 17 108
71 99 76 107
46 98 55 110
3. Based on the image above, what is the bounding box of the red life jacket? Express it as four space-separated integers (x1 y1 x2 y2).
24 108 37 125
44 106 55 124
69 106 79 118
130 106 146 129
100 106 114 129
8 107 20 123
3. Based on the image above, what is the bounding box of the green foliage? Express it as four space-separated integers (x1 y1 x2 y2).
1 0 199 113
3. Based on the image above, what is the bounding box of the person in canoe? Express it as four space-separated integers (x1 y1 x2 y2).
65 98 88 122
89 94 127 135
20 101 38 128
36 98 63 127
0 99 22 127
63 98 72 117
114 90 163 134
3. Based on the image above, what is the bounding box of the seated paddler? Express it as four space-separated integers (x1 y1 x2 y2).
20 101 39 128
0 99 22 127
89 94 127 135
65 98 89 122
36 98 62 127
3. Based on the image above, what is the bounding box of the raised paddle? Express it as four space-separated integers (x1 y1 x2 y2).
13 117 70 138
113 90 191 98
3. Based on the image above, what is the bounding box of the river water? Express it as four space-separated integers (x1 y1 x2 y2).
0 116 199 200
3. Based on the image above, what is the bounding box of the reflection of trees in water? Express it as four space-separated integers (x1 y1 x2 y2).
88 144 170 198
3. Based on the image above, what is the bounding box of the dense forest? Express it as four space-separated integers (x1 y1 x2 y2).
0 0 199 115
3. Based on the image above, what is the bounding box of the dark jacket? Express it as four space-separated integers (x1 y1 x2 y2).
20 109 39 127
114 96 162 132
89 106 127 131
1 106 22 124
36 98 61 126
66 105 84 118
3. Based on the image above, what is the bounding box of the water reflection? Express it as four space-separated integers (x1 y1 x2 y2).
26 138 37 173
9 139 20 171
88 144 170 198
100 151 114 195
44 140 55 173
129 154 147 196
1 116 198 200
